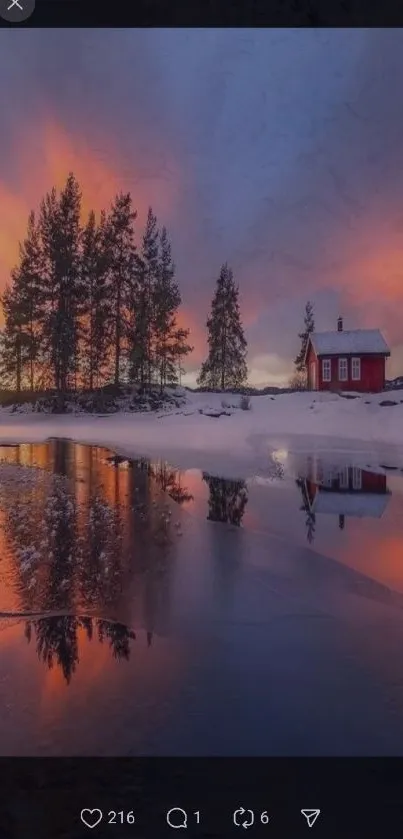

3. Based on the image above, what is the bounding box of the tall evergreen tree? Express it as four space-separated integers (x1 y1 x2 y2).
0 281 24 392
105 193 138 386
1 174 195 401
153 226 192 391
198 263 247 390
39 173 82 394
294 300 315 375
16 211 45 390
1 211 45 391
129 207 158 389
80 210 111 390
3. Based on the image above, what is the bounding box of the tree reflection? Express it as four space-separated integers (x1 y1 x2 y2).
3 442 174 640
44 478 77 609
24 616 136 684
202 474 248 525
97 619 136 661
296 477 316 544
78 494 125 606
148 460 194 504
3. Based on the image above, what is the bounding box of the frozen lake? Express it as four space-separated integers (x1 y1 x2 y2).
1 439 403 756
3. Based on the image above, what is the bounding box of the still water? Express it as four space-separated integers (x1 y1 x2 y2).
1 440 403 756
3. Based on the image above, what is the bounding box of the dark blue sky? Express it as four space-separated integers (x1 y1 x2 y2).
1 29 403 383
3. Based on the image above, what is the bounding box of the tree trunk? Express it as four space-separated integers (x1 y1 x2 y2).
221 318 227 390
114 287 121 386
16 339 21 394
29 317 34 391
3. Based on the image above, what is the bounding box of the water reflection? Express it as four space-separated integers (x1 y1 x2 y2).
297 460 391 544
202 474 248 525
148 460 195 505
24 616 136 684
297 477 317 544
0 440 177 622
1 442 403 755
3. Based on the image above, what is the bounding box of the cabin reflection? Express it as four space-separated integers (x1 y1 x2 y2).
297 458 391 542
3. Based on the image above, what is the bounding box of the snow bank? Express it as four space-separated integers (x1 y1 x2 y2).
0 389 402 478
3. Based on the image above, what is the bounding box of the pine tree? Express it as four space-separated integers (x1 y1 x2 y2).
129 207 158 390
153 226 192 391
198 263 247 390
1 211 45 391
39 173 82 395
17 211 45 390
202 474 248 525
1 175 195 402
105 193 138 387
80 210 111 390
294 300 315 377
0 281 24 392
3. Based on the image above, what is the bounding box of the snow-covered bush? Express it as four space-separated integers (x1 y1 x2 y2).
239 394 251 411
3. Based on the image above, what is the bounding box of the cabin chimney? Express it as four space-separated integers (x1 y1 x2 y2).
337 316 343 332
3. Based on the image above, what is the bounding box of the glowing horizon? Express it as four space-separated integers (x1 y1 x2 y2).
2 29 403 385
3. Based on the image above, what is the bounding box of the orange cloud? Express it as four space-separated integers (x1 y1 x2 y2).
176 306 206 361
0 185 31 298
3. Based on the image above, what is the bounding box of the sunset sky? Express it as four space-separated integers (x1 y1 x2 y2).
1 28 403 385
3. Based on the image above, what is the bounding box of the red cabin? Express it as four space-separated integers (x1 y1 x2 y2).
305 317 390 393
299 458 390 533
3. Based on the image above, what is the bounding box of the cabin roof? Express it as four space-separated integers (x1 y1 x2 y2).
307 329 390 359
312 490 390 518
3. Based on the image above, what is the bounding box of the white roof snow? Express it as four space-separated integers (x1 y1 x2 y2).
309 329 390 357
312 491 390 518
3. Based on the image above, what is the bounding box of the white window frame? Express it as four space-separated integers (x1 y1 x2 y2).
351 357 361 381
339 467 349 489
322 359 331 382
352 467 362 490
338 357 348 382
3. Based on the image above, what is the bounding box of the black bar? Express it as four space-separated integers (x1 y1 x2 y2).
1 0 403 28
1 758 403 838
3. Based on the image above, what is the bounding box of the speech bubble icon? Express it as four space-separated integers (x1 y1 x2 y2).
166 808 188 829
81 809 103 829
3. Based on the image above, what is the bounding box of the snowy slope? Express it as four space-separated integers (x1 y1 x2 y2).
0 389 402 477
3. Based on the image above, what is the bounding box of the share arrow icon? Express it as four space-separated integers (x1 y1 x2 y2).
301 809 321 828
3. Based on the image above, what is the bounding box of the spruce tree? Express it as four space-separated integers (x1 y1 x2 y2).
198 263 247 390
294 300 315 375
129 207 158 390
105 193 138 387
1 211 45 391
80 210 111 390
1 176 196 402
153 226 192 391
39 173 82 395
0 281 24 392
16 211 45 390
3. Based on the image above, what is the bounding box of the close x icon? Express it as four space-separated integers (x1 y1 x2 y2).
0 0 35 21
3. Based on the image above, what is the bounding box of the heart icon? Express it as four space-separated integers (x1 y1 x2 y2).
81 809 103 829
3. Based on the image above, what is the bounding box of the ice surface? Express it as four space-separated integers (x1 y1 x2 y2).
0 389 401 479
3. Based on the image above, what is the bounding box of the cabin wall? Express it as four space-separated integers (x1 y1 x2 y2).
306 464 387 494
362 470 387 493
316 355 386 393
306 344 318 390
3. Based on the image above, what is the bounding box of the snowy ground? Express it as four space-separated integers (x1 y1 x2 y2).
0 388 402 478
